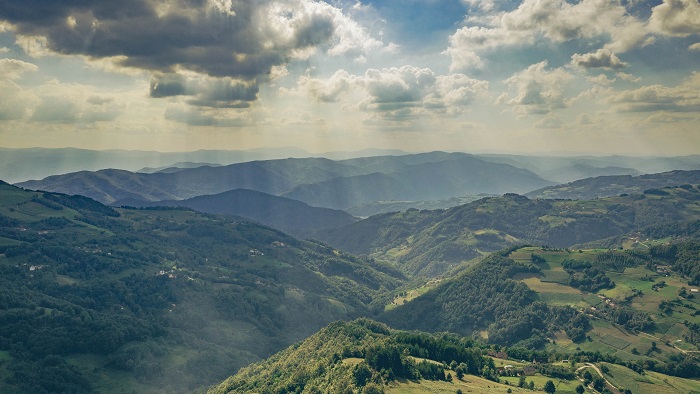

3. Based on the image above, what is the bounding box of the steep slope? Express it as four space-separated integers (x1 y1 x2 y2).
283 156 554 210
318 185 700 277
381 245 700 382
382 251 581 345
526 170 700 200
113 188 357 237
0 182 405 393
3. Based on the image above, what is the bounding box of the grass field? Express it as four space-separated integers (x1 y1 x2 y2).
601 362 700 394
388 374 539 394
386 280 441 311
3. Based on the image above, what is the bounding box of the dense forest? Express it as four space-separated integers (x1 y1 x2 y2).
0 183 405 393
317 186 700 277
3 180 700 392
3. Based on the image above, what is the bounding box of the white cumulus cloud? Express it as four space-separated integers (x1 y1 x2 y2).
649 0 700 37
0 58 38 79
446 0 648 70
497 61 574 115
571 49 628 70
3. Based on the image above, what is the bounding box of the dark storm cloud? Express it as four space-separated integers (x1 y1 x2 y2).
150 73 259 108
0 0 340 88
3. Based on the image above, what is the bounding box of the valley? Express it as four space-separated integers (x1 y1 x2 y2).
2 154 700 393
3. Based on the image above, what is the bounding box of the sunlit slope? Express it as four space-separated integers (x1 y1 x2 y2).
382 244 700 382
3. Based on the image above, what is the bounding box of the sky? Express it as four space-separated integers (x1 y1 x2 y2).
0 0 699 155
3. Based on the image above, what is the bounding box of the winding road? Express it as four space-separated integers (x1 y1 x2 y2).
576 363 616 393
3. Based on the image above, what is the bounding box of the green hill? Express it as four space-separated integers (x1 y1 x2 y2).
0 182 405 393
526 170 700 200
382 243 700 383
209 318 500 394
318 185 700 278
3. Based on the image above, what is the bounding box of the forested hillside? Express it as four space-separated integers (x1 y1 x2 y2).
209 318 499 394
318 185 700 277
0 182 404 393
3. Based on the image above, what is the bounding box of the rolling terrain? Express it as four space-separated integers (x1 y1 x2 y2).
317 185 700 277
0 181 404 393
16 153 553 210
282 156 553 210
113 188 358 237
526 170 700 200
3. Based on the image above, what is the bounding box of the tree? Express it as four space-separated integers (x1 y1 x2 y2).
363 384 384 394
544 380 556 393
575 384 585 394
518 375 526 388
593 377 605 391
528 380 535 390
583 370 593 385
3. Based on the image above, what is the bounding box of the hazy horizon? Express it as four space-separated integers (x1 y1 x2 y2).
1 1 699 156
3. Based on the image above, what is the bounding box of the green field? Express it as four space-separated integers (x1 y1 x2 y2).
388 373 543 394
601 362 700 394
513 246 700 369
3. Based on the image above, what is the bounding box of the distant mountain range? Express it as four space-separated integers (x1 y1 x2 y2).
114 189 357 237
0 147 409 183
478 154 700 183
137 162 223 174
15 152 555 211
282 155 553 210
16 157 369 204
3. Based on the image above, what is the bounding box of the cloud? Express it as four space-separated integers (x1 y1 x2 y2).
649 0 700 37
608 72 700 112
497 61 573 114
571 49 627 70
294 66 488 121
0 0 387 106
445 0 648 70
0 79 37 120
616 72 641 82
295 69 357 103
164 105 253 127
149 74 258 108
0 58 38 79
29 95 80 123
534 114 564 129
587 74 616 86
